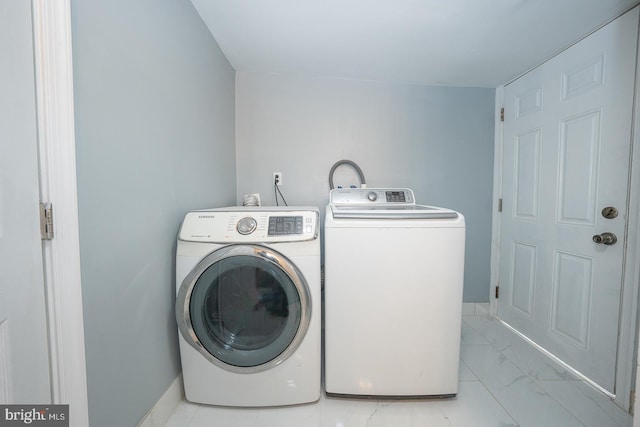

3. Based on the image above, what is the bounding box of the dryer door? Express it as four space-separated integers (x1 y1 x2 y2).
176 244 311 373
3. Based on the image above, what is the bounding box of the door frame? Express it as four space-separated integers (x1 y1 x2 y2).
489 10 640 412
32 1 89 425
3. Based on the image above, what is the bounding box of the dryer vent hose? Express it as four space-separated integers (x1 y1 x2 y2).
328 159 367 190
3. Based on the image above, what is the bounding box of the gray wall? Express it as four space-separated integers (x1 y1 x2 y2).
236 72 494 302
70 0 236 426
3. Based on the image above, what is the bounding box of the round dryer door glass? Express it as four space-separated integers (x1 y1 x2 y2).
176 245 311 373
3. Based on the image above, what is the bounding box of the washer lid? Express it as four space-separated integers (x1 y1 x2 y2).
331 204 458 219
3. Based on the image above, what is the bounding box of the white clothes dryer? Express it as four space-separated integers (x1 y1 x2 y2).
324 188 465 398
175 207 321 407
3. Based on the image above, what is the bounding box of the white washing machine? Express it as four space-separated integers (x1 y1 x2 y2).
324 188 465 398
175 206 321 406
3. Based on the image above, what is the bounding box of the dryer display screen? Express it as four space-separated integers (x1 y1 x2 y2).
268 216 303 235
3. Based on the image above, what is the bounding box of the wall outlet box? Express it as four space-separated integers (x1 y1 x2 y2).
273 172 283 186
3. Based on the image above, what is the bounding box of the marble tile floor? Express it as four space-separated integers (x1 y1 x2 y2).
164 316 632 427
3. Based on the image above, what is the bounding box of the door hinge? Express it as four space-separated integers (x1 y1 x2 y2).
495 285 500 299
500 107 505 122
498 198 503 212
40 202 54 240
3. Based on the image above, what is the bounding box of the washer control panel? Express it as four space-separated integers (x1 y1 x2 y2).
331 188 415 205
179 208 319 243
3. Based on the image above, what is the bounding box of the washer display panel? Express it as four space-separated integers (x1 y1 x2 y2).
176 245 311 373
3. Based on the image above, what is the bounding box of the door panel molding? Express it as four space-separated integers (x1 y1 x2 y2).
561 54 605 100
509 241 537 318
550 250 593 348
514 129 542 220
557 109 601 225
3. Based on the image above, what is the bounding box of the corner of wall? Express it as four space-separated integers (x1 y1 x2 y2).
138 375 184 427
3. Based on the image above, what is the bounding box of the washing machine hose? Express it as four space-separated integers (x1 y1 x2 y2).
328 160 367 189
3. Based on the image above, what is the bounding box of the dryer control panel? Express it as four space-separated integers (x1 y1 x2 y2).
268 216 305 235
179 207 319 243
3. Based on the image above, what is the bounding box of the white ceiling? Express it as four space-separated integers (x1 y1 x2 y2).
190 0 639 88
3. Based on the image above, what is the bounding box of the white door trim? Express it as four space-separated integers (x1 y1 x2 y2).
490 11 640 411
32 1 89 425
489 86 504 319
621 16 640 412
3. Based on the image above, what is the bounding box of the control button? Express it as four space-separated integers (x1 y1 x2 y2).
367 191 378 202
305 225 313 233
236 217 257 235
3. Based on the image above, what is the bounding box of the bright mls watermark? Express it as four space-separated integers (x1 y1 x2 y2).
0 405 68 426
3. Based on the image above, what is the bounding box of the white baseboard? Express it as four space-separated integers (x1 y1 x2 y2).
462 302 490 316
138 375 184 427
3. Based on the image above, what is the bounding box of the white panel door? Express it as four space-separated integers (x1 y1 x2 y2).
0 0 51 403
498 8 638 393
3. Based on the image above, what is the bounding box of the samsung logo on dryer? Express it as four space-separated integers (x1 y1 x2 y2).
198 215 216 219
